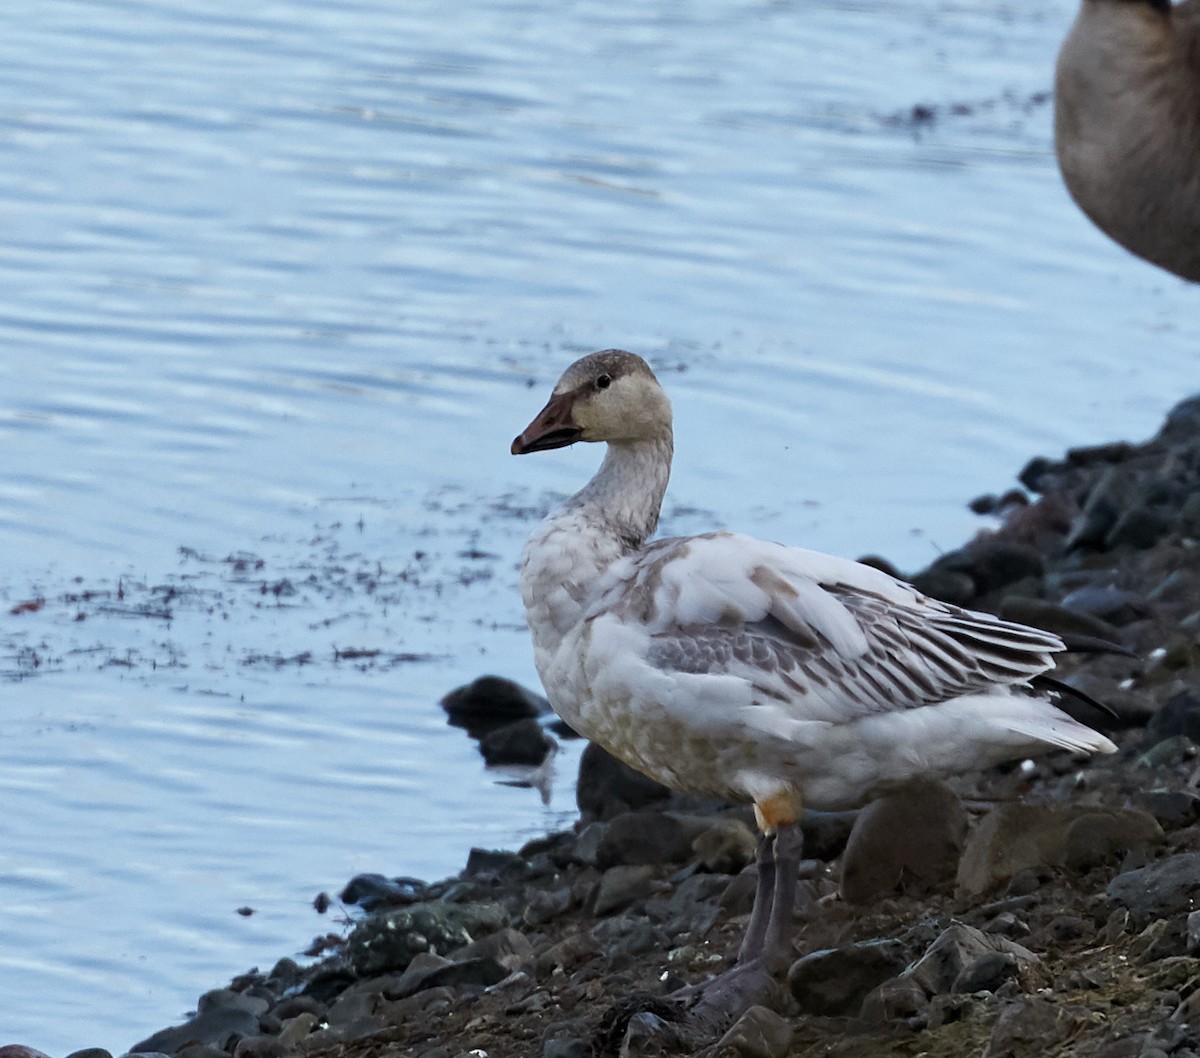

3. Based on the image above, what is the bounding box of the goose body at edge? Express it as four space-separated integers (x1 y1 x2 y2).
1055 0 1200 281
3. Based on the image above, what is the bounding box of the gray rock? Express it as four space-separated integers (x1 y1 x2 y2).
692 817 759 874
800 810 857 861
231 1038 290 1058
595 811 696 868
65 1050 113 1058
1139 790 1200 829
524 885 573 925
277 1014 319 1047
576 742 670 820
542 1037 589 1058
594 864 658 915
957 804 1160 898
1062 810 1163 872
1188 910 1200 954
952 951 1019 994
840 780 966 904
1146 691 1200 745
1107 853 1200 924
712 1004 792 1058
1105 506 1172 550
392 951 455 997
450 925 534 971
128 1008 260 1055
908 923 1042 997
787 939 909 1016
983 998 1082 1058
859 974 929 1025
534 930 602 976
346 899 507 976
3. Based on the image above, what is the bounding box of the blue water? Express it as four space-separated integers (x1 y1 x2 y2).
1 0 1196 1051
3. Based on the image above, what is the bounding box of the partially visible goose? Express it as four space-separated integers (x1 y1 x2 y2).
1055 0 1200 281
512 350 1116 1025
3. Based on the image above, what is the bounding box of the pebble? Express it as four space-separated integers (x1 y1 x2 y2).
839 779 966 904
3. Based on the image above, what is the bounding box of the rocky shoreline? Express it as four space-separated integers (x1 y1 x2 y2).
14 394 1200 1058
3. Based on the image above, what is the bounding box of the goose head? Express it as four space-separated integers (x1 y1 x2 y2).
511 349 673 455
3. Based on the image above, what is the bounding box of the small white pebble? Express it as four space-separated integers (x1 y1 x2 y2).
1149 647 1167 661
1119 677 1135 690
1019 759 1037 777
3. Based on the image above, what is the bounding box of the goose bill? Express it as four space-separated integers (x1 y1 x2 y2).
511 392 582 454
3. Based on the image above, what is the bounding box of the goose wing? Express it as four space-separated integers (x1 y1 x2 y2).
587 531 1063 721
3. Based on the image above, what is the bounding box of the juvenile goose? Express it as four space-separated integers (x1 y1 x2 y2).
1055 0 1200 281
512 350 1116 1025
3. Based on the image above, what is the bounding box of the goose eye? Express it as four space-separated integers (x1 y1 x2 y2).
596 374 612 390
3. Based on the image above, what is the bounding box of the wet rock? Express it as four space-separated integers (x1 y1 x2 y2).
440 674 550 737
128 1006 261 1055
787 939 909 1015
0 1050 54 1058
1107 853 1200 924
346 899 508 976
908 923 1043 996
983 998 1085 1058
712 1004 792 1058
277 1012 318 1046
65 1051 111 1058
576 742 671 820
594 864 657 915
463 847 530 882
1189 910 1200 953
479 718 556 766
339 872 426 910
840 779 966 904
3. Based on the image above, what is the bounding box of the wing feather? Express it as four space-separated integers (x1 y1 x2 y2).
588 531 1064 722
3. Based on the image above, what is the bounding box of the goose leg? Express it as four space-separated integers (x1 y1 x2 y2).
735 829 777 963
682 821 802 1029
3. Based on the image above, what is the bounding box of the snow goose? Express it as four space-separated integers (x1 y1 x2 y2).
512 350 1116 1025
1055 0 1200 281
